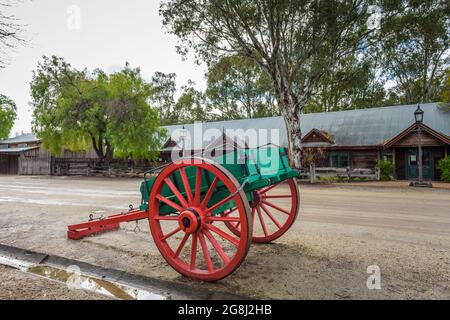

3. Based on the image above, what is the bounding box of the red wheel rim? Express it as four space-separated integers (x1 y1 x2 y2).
224 178 299 243
148 158 252 281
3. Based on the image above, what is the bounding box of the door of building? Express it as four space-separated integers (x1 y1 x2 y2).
0 155 19 174
405 148 434 180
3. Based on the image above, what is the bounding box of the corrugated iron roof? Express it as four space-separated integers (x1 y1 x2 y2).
0 146 39 154
0 133 40 145
164 103 450 148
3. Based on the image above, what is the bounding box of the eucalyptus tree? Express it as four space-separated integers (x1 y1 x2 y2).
160 0 391 167
380 0 449 104
206 55 278 120
150 71 177 125
0 0 26 67
0 93 16 139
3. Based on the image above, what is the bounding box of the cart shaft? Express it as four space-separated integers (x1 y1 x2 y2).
67 209 148 240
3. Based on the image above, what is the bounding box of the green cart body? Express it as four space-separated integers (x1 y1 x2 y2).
68 145 300 282
139 146 298 214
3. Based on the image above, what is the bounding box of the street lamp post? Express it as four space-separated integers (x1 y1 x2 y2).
180 126 187 158
410 105 432 188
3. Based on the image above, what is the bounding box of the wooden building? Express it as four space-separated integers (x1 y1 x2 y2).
0 133 97 175
2 103 449 181
0 134 51 175
164 103 450 181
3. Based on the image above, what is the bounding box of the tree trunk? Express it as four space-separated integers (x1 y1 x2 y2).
280 107 302 169
266 63 305 169
91 135 105 160
105 139 114 164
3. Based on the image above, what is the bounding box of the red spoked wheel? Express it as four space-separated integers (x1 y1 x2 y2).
224 178 299 243
148 158 252 282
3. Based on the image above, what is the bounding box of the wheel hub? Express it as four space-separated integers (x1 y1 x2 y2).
178 209 201 234
251 191 262 208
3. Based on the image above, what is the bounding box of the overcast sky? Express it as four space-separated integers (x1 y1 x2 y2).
0 0 206 136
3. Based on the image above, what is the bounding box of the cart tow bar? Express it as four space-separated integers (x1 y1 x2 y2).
67 208 148 240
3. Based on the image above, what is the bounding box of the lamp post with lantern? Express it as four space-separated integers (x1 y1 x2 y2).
180 126 187 158
410 105 432 187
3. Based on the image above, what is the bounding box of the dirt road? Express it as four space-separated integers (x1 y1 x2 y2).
0 175 449 299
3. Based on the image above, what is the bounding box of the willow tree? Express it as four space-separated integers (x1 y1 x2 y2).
160 0 385 167
0 94 16 139
31 56 165 162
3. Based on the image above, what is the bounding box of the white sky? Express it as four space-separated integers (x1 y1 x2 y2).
0 0 207 136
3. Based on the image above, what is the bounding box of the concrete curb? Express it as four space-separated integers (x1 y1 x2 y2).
0 243 251 300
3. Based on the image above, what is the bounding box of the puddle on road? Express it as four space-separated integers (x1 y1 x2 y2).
26 265 167 300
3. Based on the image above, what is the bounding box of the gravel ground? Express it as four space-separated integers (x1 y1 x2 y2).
0 175 449 299
0 265 108 300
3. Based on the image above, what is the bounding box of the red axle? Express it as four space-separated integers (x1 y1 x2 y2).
67 209 148 240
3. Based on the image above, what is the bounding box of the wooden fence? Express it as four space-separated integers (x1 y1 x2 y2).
299 164 380 183
51 158 158 178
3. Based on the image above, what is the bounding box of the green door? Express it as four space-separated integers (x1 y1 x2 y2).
405 148 434 180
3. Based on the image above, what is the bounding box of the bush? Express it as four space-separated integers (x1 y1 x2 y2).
438 157 450 182
377 160 394 181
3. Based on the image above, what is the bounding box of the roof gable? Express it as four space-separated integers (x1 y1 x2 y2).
205 132 247 151
384 122 450 149
302 129 334 144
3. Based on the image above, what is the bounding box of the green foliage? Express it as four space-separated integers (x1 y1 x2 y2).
149 72 210 125
161 0 383 167
206 56 278 120
440 69 450 109
0 94 17 140
377 160 395 181
172 80 209 124
380 0 449 104
316 175 340 184
438 157 450 182
305 55 387 113
150 72 177 125
31 56 165 161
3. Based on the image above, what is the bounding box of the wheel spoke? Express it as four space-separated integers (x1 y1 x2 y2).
208 216 240 222
179 167 194 204
164 178 188 207
190 233 198 270
200 177 219 209
262 200 290 215
198 231 214 272
203 229 230 265
156 194 184 212
223 207 238 216
161 227 181 241
154 216 179 221
173 233 190 258
256 206 269 237
233 208 247 229
194 167 202 205
205 224 239 247
206 194 235 214
259 182 281 195
263 195 292 199
260 203 282 229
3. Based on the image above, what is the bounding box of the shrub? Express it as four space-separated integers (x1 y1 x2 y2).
316 175 339 183
438 157 450 182
377 160 394 181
